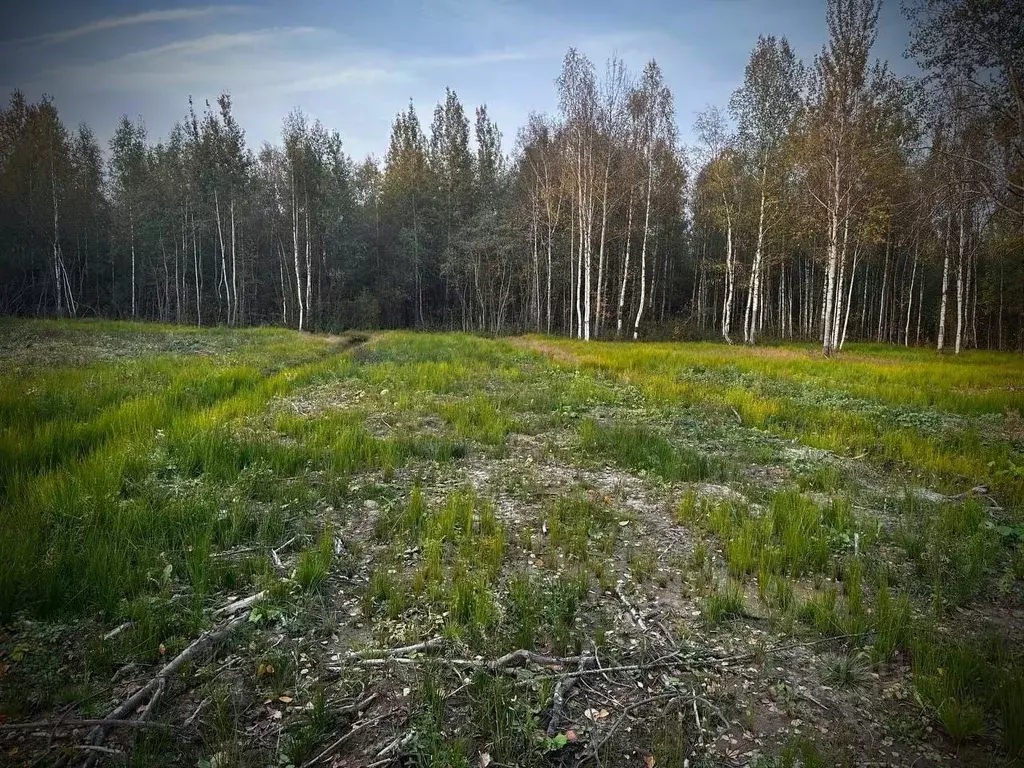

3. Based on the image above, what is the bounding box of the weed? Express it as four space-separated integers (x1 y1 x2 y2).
872 585 912 662
295 528 334 592
703 580 746 624
824 651 872 689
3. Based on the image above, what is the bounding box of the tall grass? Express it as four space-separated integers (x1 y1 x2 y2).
527 336 1024 505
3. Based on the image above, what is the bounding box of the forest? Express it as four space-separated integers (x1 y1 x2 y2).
1 0 1021 353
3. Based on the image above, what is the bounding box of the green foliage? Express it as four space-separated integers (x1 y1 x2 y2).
544 492 619 563
713 490 853 584
295 528 334 592
910 632 1024 750
703 580 746 624
578 418 724 481
824 651 871 689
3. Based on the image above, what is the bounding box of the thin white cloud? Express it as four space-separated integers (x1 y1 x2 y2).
41 27 322 90
12 6 246 46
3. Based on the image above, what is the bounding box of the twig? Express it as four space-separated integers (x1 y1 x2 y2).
102 622 133 642
299 714 389 768
72 744 127 761
692 693 703 747
799 691 829 711
338 693 378 715
183 698 211 727
271 536 297 573
210 546 262 559
583 692 684 763
271 548 286 573
614 583 647 631
370 730 415 763
138 678 165 722
0 719 173 733
211 590 265 619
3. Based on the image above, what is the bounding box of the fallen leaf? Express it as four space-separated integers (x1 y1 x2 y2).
645 755 656 767
566 729 578 741
479 752 492 767
278 696 293 704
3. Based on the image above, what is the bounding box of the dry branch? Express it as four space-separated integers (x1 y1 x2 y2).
614 583 648 631
545 651 595 737
102 622 133 642
83 608 252 763
0 719 172 733
299 713 389 768
211 590 265 619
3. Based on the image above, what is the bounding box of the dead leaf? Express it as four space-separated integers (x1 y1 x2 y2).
566 729 578 741
158 643 166 656
479 752 492 767
645 755 656 767
278 696 293 704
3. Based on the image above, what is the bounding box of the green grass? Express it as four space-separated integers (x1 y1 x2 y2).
3 320 1023 767
528 336 1024 505
703 580 746 624
579 418 725 481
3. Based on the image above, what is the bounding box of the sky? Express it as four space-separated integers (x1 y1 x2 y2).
0 0 917 161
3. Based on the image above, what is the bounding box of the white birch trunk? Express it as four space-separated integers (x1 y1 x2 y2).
954 208 965 354
617 188 634 337
633 156 654 340
937 215 950 351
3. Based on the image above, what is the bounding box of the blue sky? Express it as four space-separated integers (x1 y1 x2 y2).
0 0 915 161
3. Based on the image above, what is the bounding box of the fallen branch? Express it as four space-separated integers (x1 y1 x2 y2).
299 713 389 768
487 649 582 671
0 719 172 733
211 590 266 619
614 584 647 631
545 652 594 737
345 637 446 661
102 622 133 642
84 611 250 761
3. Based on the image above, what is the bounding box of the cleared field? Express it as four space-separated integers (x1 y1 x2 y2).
1 319 1022 767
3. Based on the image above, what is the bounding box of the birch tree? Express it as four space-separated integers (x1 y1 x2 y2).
730 36 803 344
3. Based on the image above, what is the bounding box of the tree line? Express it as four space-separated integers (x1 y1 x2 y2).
1 0 1021 352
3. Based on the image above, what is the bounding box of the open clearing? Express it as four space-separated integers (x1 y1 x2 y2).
1 319 1023 767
